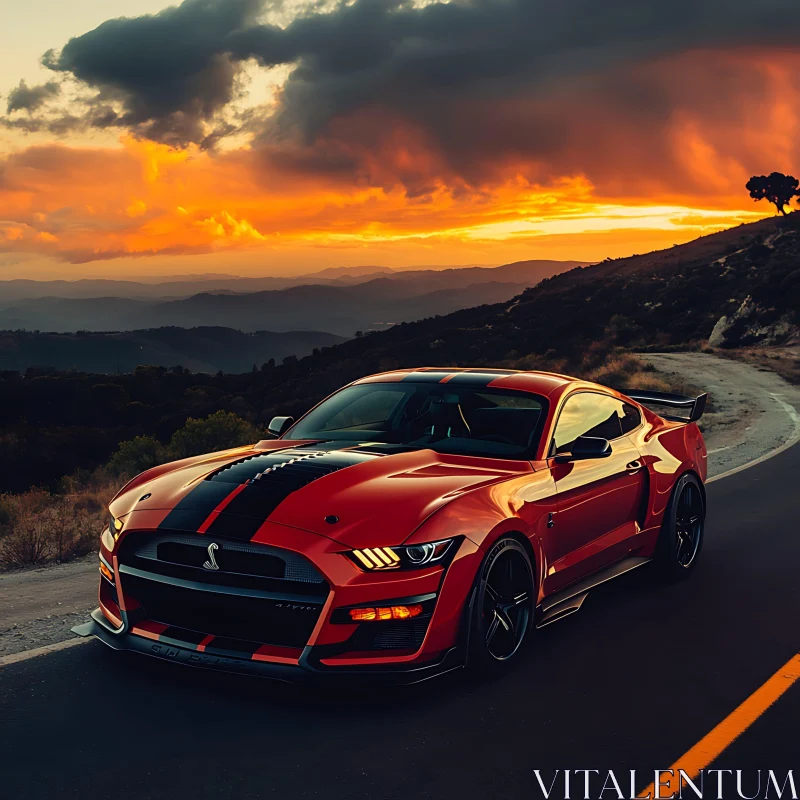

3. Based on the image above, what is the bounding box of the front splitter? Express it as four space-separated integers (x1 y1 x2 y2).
73 609 464 685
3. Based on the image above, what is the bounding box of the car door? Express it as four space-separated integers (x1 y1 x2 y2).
543 392 646 594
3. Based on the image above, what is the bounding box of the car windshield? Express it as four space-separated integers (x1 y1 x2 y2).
286 382 546 459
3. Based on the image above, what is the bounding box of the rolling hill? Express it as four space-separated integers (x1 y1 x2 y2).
0 327 345 374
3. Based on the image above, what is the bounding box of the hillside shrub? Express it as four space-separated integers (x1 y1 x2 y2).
166 410 259 460
107 435 164 478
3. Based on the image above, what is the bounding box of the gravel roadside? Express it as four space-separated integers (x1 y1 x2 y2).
3 352 800 660
1 556 96 657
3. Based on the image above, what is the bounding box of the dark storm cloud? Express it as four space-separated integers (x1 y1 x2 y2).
6 80 60 114
40 0 266 145
236 0 800 140
15 0 800 158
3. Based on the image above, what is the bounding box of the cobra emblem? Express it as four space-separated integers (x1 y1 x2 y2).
203 542 220 570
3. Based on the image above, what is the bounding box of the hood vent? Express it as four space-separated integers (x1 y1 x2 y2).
207 449 377 486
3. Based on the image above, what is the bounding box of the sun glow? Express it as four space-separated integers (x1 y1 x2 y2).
0 135 772 272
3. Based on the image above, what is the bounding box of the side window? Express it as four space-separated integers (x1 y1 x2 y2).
620 402 641 434
552 393 623 454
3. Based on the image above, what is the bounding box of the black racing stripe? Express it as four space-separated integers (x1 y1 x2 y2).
205 637 261 657
300 451 375 469
401 371 453 383
157 451 314 534
400 370 514 385
160 627 207 646
208 451 308 484
203 498 268 540
157 481 236 533
442 372 499 386
204 450 378 540
462 368 517 374
159 449 379 540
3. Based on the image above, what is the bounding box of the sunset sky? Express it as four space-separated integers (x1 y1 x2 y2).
1 0 798 279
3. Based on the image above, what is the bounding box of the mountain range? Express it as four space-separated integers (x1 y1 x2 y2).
0 260 584 337
0 260 580 300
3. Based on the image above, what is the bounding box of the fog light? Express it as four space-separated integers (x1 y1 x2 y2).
348 604 423 622
99 559 114 583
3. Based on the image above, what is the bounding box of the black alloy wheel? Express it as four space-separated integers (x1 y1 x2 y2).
675 480 703 568
469 538 534 672
656 473 705 580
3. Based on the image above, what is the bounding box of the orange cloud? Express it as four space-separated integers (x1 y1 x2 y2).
0 48 796 272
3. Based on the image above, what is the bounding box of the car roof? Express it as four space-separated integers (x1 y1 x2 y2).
351 367 578 397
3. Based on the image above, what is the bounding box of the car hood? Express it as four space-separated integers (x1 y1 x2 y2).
110 441 530 549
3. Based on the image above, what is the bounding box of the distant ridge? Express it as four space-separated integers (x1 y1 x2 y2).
257 212 798 387
0 259 585 302
0 259 586 336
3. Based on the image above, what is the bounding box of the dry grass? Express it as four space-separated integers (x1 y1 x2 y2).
0 481 115 569
707 345 800 385
500 346 699 395
499 346 711 421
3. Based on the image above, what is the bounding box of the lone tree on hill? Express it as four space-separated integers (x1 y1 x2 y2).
746 172 799 215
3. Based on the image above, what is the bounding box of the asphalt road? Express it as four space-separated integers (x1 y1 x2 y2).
2 442 798 800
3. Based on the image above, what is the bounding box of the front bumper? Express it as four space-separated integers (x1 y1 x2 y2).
73 608 465 685
79 520 482 684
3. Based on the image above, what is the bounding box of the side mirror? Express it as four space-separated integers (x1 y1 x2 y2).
267 416 294 437
554 436 612 463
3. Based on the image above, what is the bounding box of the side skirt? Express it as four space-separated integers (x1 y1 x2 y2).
535 556 650 629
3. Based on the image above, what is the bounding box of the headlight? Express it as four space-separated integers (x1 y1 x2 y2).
102 514 124 551
348 538 456 571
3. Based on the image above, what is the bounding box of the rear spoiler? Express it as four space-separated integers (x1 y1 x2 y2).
622 389 708 423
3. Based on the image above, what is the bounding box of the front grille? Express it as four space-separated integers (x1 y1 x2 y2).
157 541 283 578
118 533 328 648
122 573 323 648
119 532 328 597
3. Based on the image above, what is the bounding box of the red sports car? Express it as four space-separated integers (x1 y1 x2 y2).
75 368 708 682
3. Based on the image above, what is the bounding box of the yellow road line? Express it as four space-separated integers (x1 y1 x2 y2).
641 651 800 798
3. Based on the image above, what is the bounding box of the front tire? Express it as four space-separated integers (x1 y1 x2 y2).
655 473 705 581
467 537 534 674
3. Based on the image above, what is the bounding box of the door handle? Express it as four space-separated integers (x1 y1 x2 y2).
626 460 642 473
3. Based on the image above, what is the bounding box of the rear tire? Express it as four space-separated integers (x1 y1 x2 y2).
655 473 705 581
467 537 535 674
